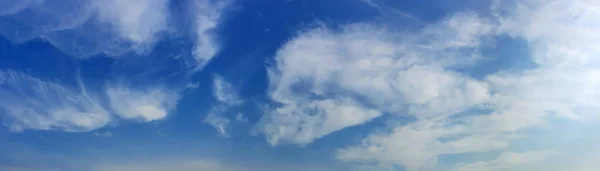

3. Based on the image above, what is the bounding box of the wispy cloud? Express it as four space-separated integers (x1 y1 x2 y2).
205 75 245 137
0 70 110 132
190 0 231 69
0 0 171 57
0 0 229 61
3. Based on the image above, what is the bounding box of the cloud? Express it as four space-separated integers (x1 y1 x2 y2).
0 70 110 132
205 75 247 137
0 0 229 61
260 12 493 145
213 75 241 105
456 150 559 171
105 84 179 122
337 116 517 171
495 0 600 67
335 0 600 170
0 0 171 57
260 97 382 145
190 0 230 68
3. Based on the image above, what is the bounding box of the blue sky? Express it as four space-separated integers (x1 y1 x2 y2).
1 0 600 171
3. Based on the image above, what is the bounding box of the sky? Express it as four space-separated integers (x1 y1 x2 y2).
0 0 600 171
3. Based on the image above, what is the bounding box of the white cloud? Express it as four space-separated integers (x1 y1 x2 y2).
261 12 493 145
191 0 230 68
336 0 600 170
0 71 110 132
213 75 241 105
205 75 244 137
496 0 600 67
94 0 169 47
337 117 516 171
106 84 179 122
0 0 170 57
261 98 382 145
456 150 559 171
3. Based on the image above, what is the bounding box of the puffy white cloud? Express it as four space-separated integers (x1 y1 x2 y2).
456 150 559 171
0 71 111 132
261 12 493 145
105 84 179 122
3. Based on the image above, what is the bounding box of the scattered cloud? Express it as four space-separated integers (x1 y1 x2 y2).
2 0 600 171
335 0 600 170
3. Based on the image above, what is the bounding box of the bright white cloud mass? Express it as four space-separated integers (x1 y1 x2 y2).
1 0 600 171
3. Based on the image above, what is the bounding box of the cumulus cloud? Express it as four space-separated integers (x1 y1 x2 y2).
260 12 494 145
0 0 171 57
0 71 110 132
105 84 179 122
